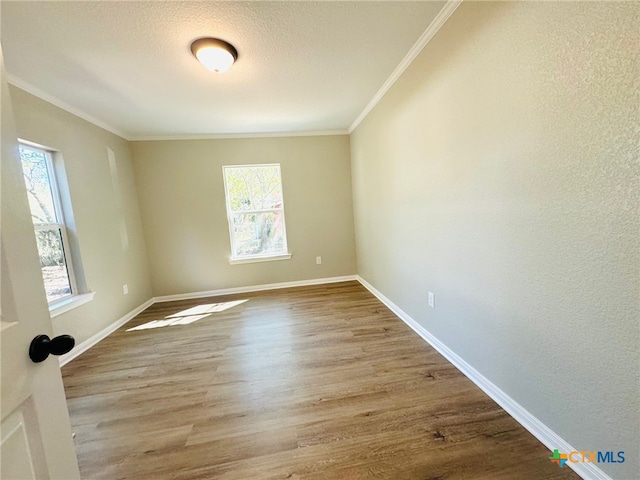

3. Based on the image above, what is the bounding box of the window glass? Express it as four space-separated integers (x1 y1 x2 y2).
223 164 288 260
35 228 72 301
19 147 58 224
19 144 75 303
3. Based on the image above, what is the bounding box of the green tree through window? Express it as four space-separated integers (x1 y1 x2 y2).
19 144 75 303
223 164 288 260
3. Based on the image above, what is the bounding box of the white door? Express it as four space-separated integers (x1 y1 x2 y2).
0 47 80 479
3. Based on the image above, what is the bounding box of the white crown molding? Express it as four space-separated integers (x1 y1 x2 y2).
8 73 348 141
9 1 461 142
129 129 350 142
349 0 463 133
7 74 132 140
356 275 613 480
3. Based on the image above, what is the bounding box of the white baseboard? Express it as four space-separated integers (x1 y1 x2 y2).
356 275 611 480
59 276 357 365
58 274 609 479
58 299 154 367
152 275 358 303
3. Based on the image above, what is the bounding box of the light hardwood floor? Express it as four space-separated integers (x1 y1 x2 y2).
62 281 579 479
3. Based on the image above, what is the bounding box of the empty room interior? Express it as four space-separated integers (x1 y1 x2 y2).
1 1 638 479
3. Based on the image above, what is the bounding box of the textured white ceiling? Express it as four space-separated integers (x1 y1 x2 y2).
1 1 447 139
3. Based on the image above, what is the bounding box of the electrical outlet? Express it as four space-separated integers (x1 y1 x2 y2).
123 284 129 295
316 256 322 265
428 291 435 308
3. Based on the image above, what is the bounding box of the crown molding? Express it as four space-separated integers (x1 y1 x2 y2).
129 129 350 142
349 0 463 133
7 74 348 141
8 1 461 142
7 74 132 140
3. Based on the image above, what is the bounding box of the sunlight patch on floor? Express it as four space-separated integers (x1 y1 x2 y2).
167 300 248 317
126 299 248 331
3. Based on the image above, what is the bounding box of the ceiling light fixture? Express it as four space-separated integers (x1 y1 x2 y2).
190 38 238 74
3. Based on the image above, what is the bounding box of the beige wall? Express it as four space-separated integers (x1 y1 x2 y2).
131 136 356 296
351 2 639 477
6 2 638 474
9 86 152 346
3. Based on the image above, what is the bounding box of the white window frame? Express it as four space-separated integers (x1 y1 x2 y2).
19 142 94 314
222 163 291 265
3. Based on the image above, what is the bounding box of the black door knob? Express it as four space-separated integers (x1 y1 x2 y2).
29 334 75 363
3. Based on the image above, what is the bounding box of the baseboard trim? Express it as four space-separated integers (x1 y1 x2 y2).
60 276 358 367
57 274 610 479
152 275 358 303
356 275 611 480
59 298 154 367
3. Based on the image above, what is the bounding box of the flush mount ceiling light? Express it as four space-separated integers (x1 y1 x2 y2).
190 38 238 73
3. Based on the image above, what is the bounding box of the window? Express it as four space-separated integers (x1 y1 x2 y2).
223 164 290 263
19 144 77 304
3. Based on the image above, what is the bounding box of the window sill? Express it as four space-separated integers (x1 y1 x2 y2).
228 253 292 265
50 292 96 318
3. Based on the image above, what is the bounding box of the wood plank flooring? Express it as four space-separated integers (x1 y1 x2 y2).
62 281 579 479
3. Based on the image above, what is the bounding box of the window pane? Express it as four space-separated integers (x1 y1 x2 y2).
19 146 57 224
225 165 283 212
231 211 286 257
35 228 72 302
